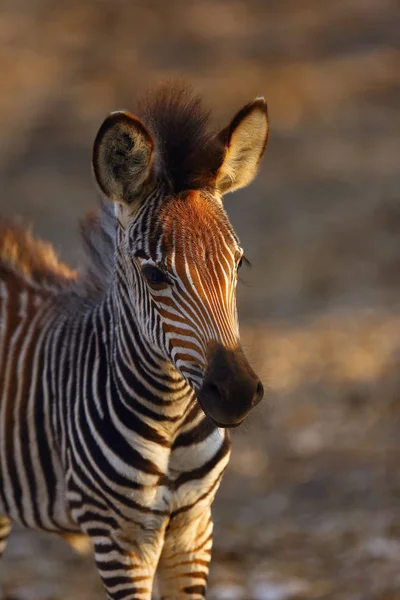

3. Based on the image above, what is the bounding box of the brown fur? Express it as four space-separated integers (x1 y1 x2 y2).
138 81 225 193
0 219 76 288
155 191 236 264
0 204 116 299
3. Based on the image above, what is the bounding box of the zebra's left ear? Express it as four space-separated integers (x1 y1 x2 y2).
216 98 269 195
92 111 154 205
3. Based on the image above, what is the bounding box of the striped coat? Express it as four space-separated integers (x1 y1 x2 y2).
0 82 268 599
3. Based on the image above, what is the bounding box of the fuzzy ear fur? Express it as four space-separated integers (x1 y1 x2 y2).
216 99 269 194
92 111 154 204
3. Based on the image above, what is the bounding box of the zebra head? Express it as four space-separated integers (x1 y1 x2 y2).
92 85 268 427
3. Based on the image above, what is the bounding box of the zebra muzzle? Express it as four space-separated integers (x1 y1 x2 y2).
196 343 264 428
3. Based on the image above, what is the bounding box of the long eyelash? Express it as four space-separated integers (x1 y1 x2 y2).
242 255 252 268
238 255 252 286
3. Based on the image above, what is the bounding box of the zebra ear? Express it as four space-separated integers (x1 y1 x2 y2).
92 111 154 205
216 98 269 195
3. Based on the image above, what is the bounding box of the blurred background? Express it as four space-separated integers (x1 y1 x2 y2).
0 0 399 598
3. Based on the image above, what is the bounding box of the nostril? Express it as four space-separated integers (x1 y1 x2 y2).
253 380 264 405
203 382 222 400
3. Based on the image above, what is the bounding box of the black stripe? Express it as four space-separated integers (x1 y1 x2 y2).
175 434 230 488
173 415 216 448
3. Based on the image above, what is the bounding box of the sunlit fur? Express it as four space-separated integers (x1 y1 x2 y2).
0 207 231 599
0 82 268 600
124 189 241 390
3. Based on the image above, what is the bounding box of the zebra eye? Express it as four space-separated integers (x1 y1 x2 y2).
142 265 169 289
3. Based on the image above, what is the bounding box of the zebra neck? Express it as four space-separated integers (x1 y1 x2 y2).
99 288 197 431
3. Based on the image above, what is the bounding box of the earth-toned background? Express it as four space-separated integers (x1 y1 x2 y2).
0 1 399 598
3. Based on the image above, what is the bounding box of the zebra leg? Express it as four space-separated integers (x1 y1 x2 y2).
157 508 213 599
93 533 165 600
0 516 11 559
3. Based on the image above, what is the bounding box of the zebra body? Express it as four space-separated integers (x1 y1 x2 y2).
0 83 268 599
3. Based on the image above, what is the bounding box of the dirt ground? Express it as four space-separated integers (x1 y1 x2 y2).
0 1 399 598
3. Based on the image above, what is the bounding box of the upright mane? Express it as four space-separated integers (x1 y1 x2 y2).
0 219 76 287
138 81 225 192
79 199 116 296
0 209 114 298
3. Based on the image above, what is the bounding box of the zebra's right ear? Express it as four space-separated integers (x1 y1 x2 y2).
92 111 154 205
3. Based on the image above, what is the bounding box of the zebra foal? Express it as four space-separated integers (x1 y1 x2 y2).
0 82 268 599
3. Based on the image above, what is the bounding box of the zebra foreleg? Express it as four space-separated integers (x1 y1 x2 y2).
0 516 11 560
157 508 213 599
93 533 164 600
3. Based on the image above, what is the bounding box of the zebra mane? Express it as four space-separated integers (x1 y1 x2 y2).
0 218 76 287
0 205 115 296
138 81 225 192
79 199 117 295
